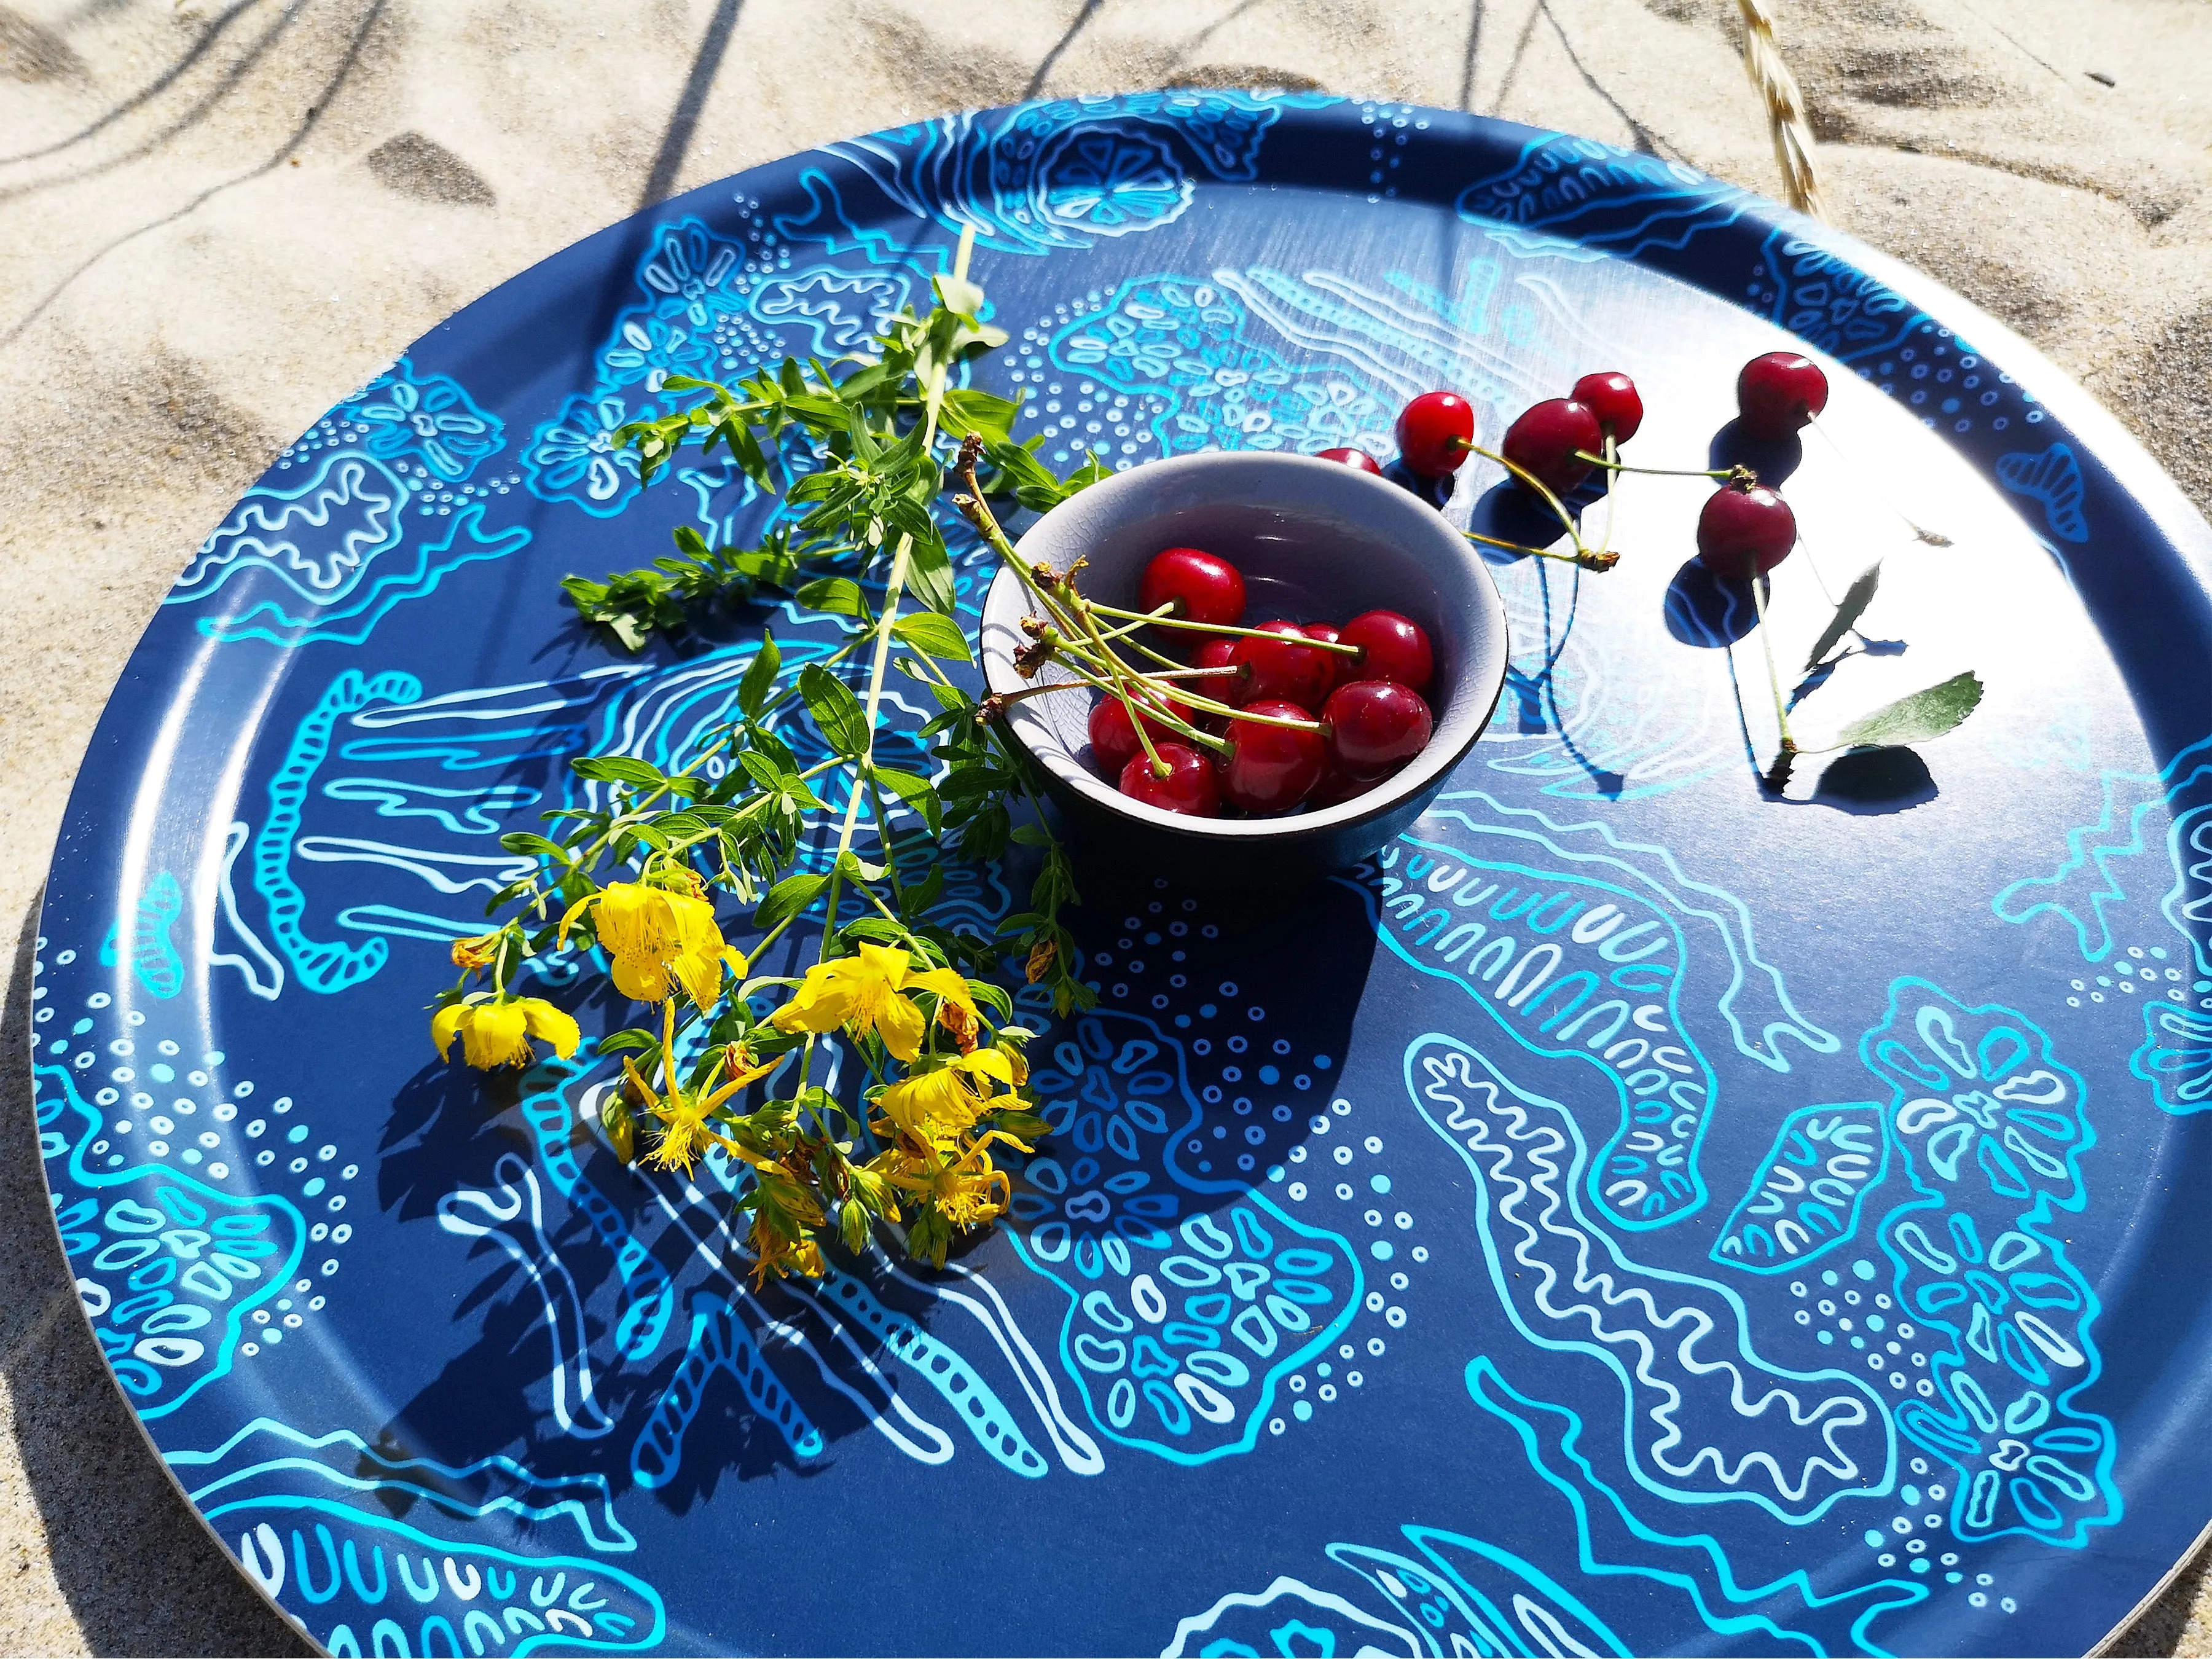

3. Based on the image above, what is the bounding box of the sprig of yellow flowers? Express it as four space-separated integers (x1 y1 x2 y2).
427 229 1089 1281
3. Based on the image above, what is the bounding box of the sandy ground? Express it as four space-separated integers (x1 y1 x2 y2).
0 1 2208 1653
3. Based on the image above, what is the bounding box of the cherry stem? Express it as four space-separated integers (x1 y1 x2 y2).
1574 450 1750 485
1090 604 1177 645
1086 602 1363 654
1593 435 1619 560
1464 529 1616 572
1747 571 1797 766
954 455 1228 761
1455 439 1586 553
1805 417 1953 546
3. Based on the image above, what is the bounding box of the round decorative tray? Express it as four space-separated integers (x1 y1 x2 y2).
31 93 2212 1657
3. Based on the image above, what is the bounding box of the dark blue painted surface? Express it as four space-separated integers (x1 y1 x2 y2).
29 96 2212 1657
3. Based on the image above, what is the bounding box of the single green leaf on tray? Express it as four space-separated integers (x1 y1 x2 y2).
799 663 871 756
892 613 973 662
737 628 781 718
904 532 958 616
1805 562 1883 670
873 763 943 835
934 270 986 320
571 755 666 787
795 576 869 619
1830 670 1985 751
754 871 828 930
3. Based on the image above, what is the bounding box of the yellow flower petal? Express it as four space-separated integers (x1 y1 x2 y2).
431 1003 467 1061
517 998 581 1059
906 966 976 1015
855 941 912 989
874 990 928 1062
458 1002 533 1069
666 892 731 1011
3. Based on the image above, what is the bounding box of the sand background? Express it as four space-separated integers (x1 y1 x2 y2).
0 1 2208 1653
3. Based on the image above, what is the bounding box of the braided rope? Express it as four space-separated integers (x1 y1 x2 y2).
1736 0 1829 219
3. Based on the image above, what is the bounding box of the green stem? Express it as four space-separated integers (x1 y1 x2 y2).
1748 571 1795 757
1085 603 1362 653
1460 441 1586 554
1572 450 1738 482
822 227 974 954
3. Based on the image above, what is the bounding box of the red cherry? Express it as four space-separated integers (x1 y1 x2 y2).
1219 700 1329 814
1501 398 1604 496
1315 447 1383 474
1087 692 1193 777
1393 391 1477 478
1303 622 1344 700
1736 352 1829 439
1339 610 1433 692
1324 681 1433 778
1117 742 1220 817
1309 764 1378 809
1696 483 1797 580
1139 547 1246 629
1571 372 1644 443
1230 621 1334 712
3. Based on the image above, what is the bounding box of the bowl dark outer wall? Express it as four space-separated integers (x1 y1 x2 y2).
980 450 1510 887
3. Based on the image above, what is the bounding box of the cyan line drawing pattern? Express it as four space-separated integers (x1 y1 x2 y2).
1344 795 1838 1225
1993 728 2212 1111
817 91 1341 256
1165 1524 1631 1658
1461 1357 1929 1655
1861 981 2119 1547
1712 1104 1889 1274
1402 1035 1892 1523
38 1058 308 1418
1010 1011 1364 1464
176 1413 670 1659
168 359 525 646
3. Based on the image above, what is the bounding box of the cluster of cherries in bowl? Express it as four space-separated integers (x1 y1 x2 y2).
1088 547 1437 818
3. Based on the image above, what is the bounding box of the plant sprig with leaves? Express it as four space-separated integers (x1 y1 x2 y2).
429 232 1117 1281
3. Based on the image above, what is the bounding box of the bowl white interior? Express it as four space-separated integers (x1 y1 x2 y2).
980 450 1507 839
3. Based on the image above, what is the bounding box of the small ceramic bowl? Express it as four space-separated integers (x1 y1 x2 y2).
979 450 1508 885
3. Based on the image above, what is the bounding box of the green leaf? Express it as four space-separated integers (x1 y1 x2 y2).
596 1028 659 1055
892 613 973 662
909 865 945 914
572 755 666 788
799 664 871 757
755 871 828 930
738 629 782 718
1009 823 1053 848
1805 563 1883 670
796 576 869 619
499 832 573 862
904 533 958 616
1063 452 1113 494
739 749 787 791
834 849 888 882
1830 670 1985 751
934 270 986 319
873 764 943 835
